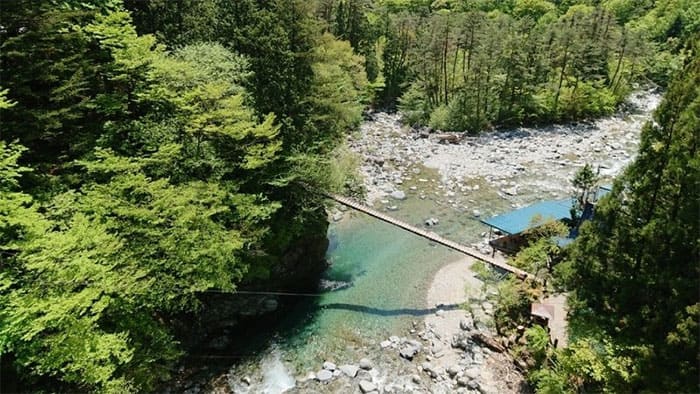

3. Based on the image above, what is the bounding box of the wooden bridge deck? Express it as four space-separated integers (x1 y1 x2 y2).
326 193 532 280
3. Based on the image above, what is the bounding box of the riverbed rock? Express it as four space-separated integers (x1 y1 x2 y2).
339 364 359 378
430 341 443 355
472 210 481 217
380 340 392 349
425 217 439 226
359 380 377 393
460 317 474 331
390 190 406 200
371 156 386 166
464 367 480 380
316 369 333 382
447 365 461 378
359 358 373 370
502 186 518 196
457 377 469 387
323 361 336 371
451 332 471 350
400 344 420 360
421 362 439 378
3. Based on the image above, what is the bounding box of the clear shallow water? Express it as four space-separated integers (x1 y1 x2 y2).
270 195 472 371
226 180 498 391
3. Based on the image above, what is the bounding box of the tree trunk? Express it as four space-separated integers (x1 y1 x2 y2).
611 28 627 93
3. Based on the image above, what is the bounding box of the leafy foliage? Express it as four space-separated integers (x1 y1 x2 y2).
493 277 542 336
1 0 697 392
536 42 700 393
0 2 304 391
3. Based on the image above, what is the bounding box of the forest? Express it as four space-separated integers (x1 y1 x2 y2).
0 0 698 393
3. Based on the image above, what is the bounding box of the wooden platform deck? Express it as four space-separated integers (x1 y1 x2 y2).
326 193 532 280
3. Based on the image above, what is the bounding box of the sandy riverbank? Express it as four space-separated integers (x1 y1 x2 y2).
424 258 528 393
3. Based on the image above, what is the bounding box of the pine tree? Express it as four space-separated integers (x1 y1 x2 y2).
567 48 699 392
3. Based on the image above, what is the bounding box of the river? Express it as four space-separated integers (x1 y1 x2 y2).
180 90 661 393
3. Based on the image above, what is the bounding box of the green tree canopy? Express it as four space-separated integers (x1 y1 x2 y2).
565 45 699 392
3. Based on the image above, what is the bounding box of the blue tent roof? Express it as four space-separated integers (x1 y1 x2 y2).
481 199 573 235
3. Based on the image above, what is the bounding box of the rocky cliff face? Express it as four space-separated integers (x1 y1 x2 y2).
174 207 330 352
270 230 330 290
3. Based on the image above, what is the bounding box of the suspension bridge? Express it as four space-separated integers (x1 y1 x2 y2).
325 193 532 280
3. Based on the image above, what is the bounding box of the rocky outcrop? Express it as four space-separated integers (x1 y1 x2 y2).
173 207 330 352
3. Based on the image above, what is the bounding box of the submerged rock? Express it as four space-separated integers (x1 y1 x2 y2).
332 212 344 222
424 217 440 226
390 190 407 200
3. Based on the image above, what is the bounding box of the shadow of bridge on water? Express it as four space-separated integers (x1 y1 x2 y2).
318 302 463 317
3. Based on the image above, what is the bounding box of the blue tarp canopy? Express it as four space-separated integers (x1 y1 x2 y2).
481 199 573 235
